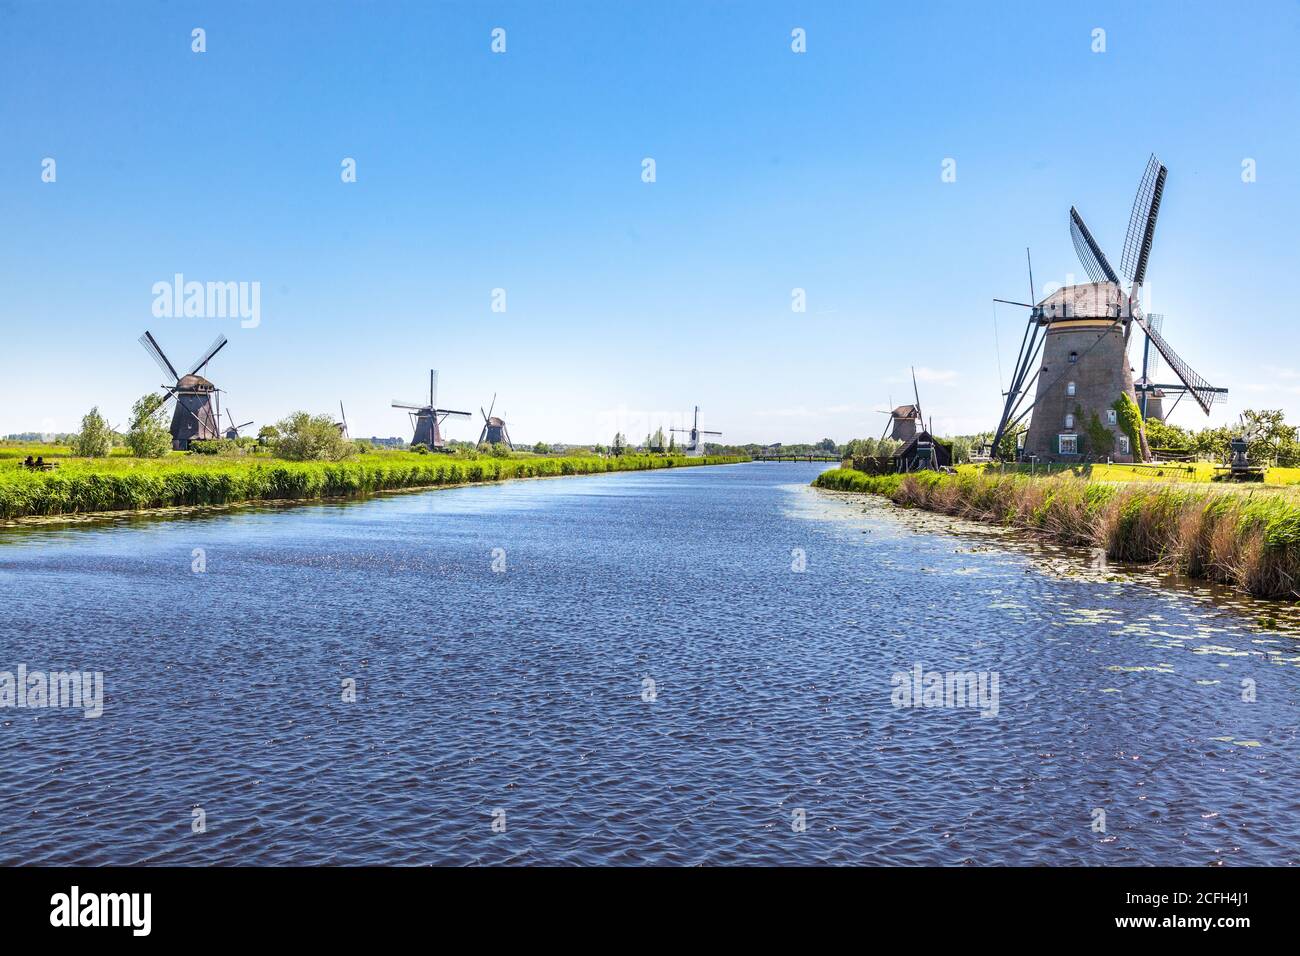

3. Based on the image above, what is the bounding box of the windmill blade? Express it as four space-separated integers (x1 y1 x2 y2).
700 429 723 435
392 400 426 410
187 334 229 376
1069 207 1118 284
1129 311 1218 415
481 407 489 422
437 409 473 418
139 331 181 382
1144 314 1164 379
488 393 496 419
1121 154 1168 289
235 420 253 430
339 402 349 437
429 370 438 408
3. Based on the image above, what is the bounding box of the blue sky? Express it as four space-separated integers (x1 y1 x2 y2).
2 1 1297 444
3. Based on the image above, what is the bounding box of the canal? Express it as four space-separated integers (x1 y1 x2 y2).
1 462 1295 864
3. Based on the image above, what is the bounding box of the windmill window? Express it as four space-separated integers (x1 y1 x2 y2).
1067 381 1076 396
1068 351 1079 364
1118 435 1130 455
1064 413 1075 429
1058 434 1078 455
1106 409 1118 425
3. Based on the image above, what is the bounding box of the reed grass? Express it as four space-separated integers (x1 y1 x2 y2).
814 467 1300 600
0 454 746 520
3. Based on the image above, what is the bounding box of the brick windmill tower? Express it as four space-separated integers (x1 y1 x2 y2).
992 156 1225 462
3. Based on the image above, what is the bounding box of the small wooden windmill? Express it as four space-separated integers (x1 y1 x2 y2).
670 406 722 456
223 409 254 440
393 370 471 450
477 394 513 448
138 330 229 450
880 369 925 441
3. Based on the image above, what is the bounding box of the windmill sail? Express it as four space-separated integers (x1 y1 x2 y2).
1069 207 1119 283
139 331 181 383
1121 155 1167 289
1143 314 1164 379
188 334 229 376
1129 311 1218 415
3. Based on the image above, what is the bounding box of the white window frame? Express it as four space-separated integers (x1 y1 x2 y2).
1064 413 1075 428
1117 435 1130 455
1106 409 1118 425
1059 434 1078 455
1067 381 1076 396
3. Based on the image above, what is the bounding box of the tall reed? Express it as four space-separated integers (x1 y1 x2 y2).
813 467 1300 600
0 454 746 520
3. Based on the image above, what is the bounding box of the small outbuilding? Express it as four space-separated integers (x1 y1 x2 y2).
893 431 952 471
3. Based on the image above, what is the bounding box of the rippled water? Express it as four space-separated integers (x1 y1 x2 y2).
1 462 1297 865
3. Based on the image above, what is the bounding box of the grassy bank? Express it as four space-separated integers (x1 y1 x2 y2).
814 467 1300 600
0 453 747 520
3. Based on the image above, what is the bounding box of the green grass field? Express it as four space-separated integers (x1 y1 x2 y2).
957 460 1300 487
0 449 748 520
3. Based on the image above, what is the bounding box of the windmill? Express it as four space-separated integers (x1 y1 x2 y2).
991 155 1226 463
477 394 513 448
138 331 229 450
392 370 471 450
335 402 350 439
670 406 722 456
223 409 254 440
879 369 925 442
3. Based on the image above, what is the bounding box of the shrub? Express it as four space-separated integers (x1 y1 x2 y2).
71 407 113 458
273 412 355 462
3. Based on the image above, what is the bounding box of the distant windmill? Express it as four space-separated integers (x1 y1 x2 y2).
335 402 350 439
392 370 471 450
670 406 722 456
477 394 513 448
138 330 229 450
879 369 925 442
223 409 254 440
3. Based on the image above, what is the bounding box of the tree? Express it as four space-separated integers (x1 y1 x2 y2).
816 438 837 453
996 424 1026 461
71 407 113 458
258 425 280 445
651 426 666 450
273 411 355 461
1142 418 1190 453
1240 409 1297 465
126 393 172 458
612 433 626 456
533 442 551 455
668 432 676 452
948 435 972 464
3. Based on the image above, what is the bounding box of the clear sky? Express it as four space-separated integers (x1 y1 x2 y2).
2 1 1297 444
